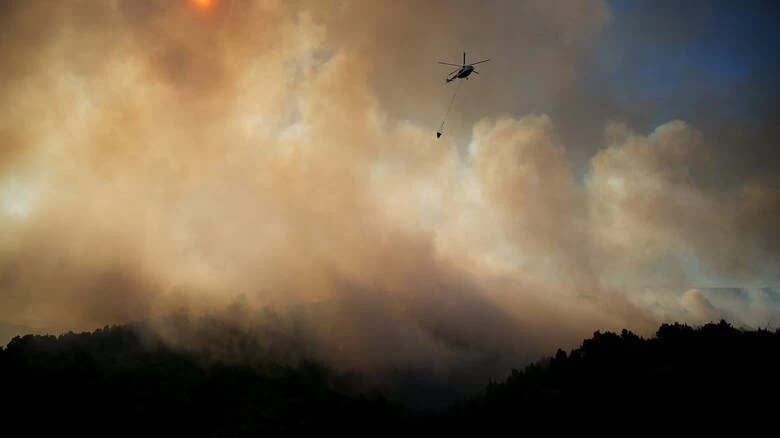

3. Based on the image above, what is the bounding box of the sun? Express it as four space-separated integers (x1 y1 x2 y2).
193 0 213 8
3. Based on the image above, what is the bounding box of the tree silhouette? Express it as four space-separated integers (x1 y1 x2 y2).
2 319 777 435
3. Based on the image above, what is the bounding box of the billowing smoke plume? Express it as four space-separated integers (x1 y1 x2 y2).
1 0 778 388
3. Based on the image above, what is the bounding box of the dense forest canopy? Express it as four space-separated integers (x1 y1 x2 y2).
2 319 777 434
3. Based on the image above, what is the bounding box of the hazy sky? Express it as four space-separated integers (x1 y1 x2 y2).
1 0 778 377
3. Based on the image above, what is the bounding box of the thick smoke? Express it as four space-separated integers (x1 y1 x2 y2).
1 0 778 389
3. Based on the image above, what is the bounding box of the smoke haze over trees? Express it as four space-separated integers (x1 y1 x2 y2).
2 319 776 434
1 3 778 431
1 0 778 385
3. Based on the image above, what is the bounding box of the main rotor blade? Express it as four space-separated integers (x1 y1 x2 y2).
470 59 490 66
472 70 479 74
463 51 466 65
438 62 462 67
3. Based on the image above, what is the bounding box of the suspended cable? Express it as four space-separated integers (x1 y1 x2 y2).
437 79 462 138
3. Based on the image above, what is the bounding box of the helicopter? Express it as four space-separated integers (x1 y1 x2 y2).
438 51 490 84
435 51 490 138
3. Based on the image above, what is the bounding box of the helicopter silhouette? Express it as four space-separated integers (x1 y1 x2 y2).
438 51 490 84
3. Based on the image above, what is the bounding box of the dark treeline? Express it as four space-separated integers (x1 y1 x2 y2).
434 320 780 433
2 320 778 435
0 322 404 435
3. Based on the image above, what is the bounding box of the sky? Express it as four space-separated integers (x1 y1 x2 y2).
0 0 778 383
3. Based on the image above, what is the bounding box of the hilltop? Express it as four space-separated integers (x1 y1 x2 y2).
2 320 777 434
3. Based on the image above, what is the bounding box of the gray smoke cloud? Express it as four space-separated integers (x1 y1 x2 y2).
1 0 778 389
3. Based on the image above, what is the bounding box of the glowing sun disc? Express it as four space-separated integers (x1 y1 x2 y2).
194 0 213 7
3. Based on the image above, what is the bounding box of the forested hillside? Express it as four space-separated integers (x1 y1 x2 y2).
2 320 777 435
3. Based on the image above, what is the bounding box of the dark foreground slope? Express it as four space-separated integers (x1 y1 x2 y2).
434 320 780 433
0 324 404 435
2 320 778 435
